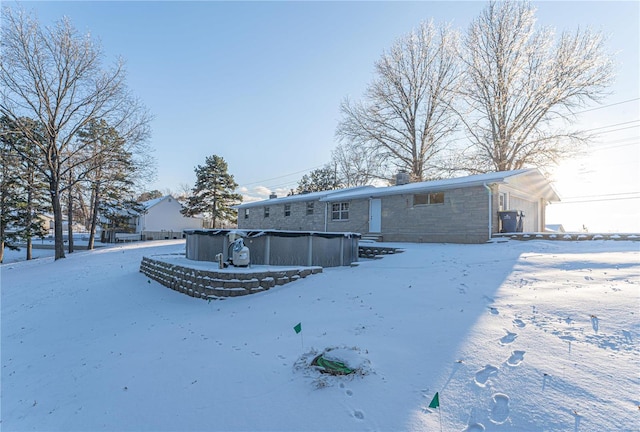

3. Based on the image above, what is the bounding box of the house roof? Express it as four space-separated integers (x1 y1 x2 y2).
320 168 560 203
141 195 172 210
237 169 560 209
236 186 374 209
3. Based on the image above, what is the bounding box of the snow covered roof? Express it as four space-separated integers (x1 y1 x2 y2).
320 168 559 202
238 169 559 208
141 195 172 210
236 186 375 209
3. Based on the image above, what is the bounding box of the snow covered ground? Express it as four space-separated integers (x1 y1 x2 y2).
1 239 639 431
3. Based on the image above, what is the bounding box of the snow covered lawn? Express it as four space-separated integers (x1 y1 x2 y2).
2 239 638 431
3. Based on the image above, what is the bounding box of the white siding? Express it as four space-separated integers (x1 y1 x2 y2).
139 197 202 232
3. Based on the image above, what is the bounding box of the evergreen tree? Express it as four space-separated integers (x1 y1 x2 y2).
76 119 140 249
0 136 22 263
0 116 49 262
182 155 242 228
295 166 342 194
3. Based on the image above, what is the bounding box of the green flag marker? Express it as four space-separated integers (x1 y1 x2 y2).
293 322 302 334
428 392 440 409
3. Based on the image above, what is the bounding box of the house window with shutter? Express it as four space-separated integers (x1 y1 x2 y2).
284 204 291 217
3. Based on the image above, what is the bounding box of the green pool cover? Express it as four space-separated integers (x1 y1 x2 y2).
311 354 355 375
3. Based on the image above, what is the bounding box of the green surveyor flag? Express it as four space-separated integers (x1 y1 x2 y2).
428 392 440 409
294 323 302 334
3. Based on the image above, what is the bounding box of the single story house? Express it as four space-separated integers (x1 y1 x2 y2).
133 195 203 240
236 168 560 244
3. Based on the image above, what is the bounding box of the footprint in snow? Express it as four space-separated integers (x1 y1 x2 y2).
591 315 599 333
489 307 499 315
353 410 364 420
500 331 517 345
489 393 510 424
512 319 526 328
463 423 485 432
340 383 353 396
474 365 498 387
506 350 525 366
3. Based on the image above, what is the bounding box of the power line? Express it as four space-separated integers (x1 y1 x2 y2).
592 141 640 152
238 108 639 191
554 195 640 204
239 164 325 188
571 97 640 115
561 191 640 200
582 120 639 133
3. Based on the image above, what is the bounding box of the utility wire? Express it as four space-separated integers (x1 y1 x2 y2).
561 191 640 200
238 102 639 191
582 120 639 133
553 195 640 204
571 97 639 114
239 164 325 188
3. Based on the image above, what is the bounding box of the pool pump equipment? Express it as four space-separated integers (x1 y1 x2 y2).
227 233 250 267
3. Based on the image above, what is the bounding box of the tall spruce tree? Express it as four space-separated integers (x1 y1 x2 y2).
0 116 49 262
0 135 22 263
182 155 242 228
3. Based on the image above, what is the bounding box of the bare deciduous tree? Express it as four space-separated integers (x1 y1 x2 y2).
336 20 460 182
455 1 614 173
331 142 386 187
0 7 152 259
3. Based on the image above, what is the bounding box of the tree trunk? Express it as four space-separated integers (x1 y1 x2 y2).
88 184 100 250
26 180 33 260
67 185 74 254
51 185 65 260
0 240 4 264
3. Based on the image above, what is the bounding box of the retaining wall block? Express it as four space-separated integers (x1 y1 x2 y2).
276 276 289 286
299 269 311 278
260 277 275 289
223 280 244 289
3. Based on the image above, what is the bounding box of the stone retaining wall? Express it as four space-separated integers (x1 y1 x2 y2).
494 233 640 241
140 256 322 300
358 245 403 259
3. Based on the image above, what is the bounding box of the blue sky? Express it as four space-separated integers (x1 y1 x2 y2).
11 1 640 231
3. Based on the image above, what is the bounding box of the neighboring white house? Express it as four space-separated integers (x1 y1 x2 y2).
133 195 203 240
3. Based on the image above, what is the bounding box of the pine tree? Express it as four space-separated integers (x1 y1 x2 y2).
0 116 49 262
182 155 242 228
76 119 140 249
0 138 22 263
295 166 342 194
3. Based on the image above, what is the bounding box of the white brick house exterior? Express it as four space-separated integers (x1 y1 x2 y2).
237 169 559 244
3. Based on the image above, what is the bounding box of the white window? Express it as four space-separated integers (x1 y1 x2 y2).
499 193 508 211
331 202 349 220
413 192 445 206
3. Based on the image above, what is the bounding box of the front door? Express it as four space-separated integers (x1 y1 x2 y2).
369 199 382 233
